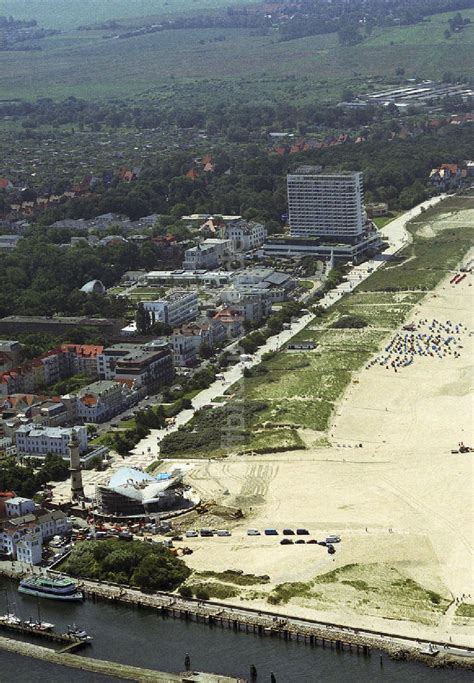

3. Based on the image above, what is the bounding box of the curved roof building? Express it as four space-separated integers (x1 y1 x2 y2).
80 279 106 295
95 466 194 518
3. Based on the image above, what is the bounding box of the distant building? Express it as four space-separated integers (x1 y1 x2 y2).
80 279 106 295
60 344 104 377
222 219 267 252
287 167 366 240
183 239 233 270
212 308 244 339
95 466 193 518
263 167 383 263
0 508 70 564
0 235 23 253
0 340 22 374
97 343 173 393
4 496 35 518
143 290 199 328
365 203 389 218
15 531 42 565
168 319 226 367
14 424 92 463
72 380 133 424
220 288 272 324
429 163 465 190
0 316 124 340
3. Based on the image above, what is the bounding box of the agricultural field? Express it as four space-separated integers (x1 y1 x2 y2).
1 9 473 101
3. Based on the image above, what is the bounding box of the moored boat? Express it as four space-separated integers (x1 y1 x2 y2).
67 624 93 641
18 576 83 602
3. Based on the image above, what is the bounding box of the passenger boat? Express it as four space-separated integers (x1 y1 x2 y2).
18 576 83 601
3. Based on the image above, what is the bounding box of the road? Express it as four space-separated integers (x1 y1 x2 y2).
131 194 447 458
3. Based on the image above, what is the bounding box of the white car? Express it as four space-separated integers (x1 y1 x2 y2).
247 529 261 536
185 530 199 538
216 530 231 537
326 535 341 544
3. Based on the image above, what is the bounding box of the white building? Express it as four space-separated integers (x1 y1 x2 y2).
4 497 35 518
223 219 267 252
183 239 233 270
15 531 42 564
287 167 366 239
0 509 70 565
144 290 199 327
15 424 88 459
168 319 226 367
220 288 272 324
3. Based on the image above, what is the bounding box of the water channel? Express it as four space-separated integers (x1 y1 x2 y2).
0 577 469 682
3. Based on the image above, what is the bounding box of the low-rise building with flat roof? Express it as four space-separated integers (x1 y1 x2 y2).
0 316 124 339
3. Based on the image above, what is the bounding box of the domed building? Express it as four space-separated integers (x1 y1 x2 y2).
95 466 197 519
80 279 106 295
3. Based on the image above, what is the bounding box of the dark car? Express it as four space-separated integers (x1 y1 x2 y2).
296 528 310 535
318 541 327 547
327 545 336 555
295 539 306 544
280 538 293 545
282 529 295 535
264 528 278 536
307 539 318 544
200 529 213 537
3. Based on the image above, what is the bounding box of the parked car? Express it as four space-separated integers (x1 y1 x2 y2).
326 535 341 544
280 538 293 545
200 529 213 537
307 539 318 545
216 530 231 537
296 528 310 535
247 529 260 536
185 530 198 538
318 541 327 547
295 539 306 544
264 528 278 536
327 545 336 555
282 529 294 535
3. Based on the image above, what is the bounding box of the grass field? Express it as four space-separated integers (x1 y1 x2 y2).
358 195 474 292
267 563 449 625
1 9 473 101
3 0 254 29
212 194 473 449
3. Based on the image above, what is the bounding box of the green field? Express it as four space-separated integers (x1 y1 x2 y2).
3 0 254 29
358 195 474 292
1 9 473 101
267 563 449 625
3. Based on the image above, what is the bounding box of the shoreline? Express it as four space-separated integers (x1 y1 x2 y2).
1 565 473 671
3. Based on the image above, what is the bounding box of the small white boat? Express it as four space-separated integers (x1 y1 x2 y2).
24 617 55 631
67 624 93 641
420 642 440 656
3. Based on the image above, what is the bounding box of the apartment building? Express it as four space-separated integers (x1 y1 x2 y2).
143 290 199 327
73 380 132 423
97 343 174 393
183 238 233 270
287 167 366 239
15 424 88 459
222 219 267 252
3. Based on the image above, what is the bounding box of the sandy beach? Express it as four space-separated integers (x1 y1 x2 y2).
178 261 474 645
